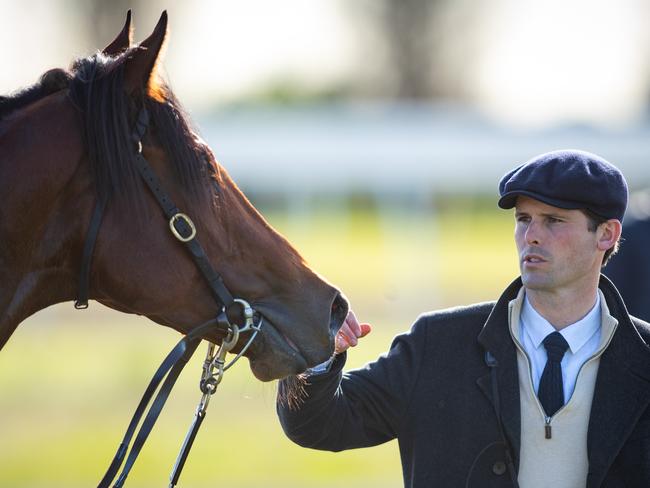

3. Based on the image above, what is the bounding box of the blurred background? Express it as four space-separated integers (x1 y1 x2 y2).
2 1 650 487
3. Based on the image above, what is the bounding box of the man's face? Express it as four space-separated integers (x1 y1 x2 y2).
514 196 603 293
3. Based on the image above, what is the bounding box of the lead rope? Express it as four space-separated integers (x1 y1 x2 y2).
168 328 239 487
169 313 262 488
99 314 262 488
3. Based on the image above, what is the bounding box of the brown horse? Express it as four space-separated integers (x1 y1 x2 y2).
0 12 348 381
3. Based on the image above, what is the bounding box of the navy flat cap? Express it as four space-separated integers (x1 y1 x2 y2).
498 149 628 222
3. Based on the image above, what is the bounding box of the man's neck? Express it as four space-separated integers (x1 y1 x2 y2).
525 283 600 330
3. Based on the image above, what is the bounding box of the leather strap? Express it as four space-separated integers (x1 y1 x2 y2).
131 150 234 308
79 106 247 486
168 408 205 487
97 317 221 488
75 197 106 309
76 106 234 310
131 106 149 145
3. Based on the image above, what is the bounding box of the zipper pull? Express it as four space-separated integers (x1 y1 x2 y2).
545 417 552 439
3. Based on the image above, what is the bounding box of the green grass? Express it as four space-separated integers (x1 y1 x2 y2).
0 204 518 487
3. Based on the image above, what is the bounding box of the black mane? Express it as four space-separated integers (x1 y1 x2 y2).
3 50 216 207
68 49 215 205
0 68 72 121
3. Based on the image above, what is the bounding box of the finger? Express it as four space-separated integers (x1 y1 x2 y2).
338 323 358 347
344 310 362 337
335 331 351 354
359 323 372 337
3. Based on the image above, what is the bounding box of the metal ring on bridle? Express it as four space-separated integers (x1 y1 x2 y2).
223 318 262 371
218 298 263 371
169 213 197 242
232 298 255 333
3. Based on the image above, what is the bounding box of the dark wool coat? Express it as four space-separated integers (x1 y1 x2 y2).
604 214 650 322
277 276 650 487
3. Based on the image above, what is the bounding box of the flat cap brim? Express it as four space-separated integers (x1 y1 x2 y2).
498 190 591 212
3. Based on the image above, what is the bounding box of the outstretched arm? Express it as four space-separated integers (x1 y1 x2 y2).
276 311 427 452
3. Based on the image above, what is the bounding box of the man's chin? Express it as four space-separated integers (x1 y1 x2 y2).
521 273 552 291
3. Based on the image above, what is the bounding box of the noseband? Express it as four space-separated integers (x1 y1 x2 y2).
75 107 262 487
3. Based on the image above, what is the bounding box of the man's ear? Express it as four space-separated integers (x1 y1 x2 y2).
102 10 133 56
597 219 622 252
122 11 168 100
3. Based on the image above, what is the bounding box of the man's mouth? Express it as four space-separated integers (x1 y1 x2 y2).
523 254 547 264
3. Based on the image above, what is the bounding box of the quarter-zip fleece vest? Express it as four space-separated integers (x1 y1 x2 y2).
508 288 619 487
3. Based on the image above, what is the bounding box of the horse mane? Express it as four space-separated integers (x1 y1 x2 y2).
68 49 216 205
3 49 217 209
0 68 72 121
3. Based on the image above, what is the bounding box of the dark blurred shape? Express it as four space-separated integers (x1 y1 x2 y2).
378 0 438 98
73 0 148 50
348 0 480 99
604 189 650 322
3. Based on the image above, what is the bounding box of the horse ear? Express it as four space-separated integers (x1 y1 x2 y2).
103 10 133 56
123 11 168 100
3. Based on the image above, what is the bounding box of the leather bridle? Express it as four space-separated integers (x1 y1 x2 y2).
74 107 263 487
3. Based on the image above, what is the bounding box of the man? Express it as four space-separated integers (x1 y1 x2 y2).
276 150 650 487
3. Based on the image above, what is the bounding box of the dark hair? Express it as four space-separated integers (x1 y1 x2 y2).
0 68 72 121
68 50 216 208
2 51 218 216
582 209 620 266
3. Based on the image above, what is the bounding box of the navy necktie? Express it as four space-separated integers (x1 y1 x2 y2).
538 331 570 417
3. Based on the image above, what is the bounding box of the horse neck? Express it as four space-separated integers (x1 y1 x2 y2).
0 94 89 348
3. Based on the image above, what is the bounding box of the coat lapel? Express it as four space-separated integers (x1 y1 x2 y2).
586 276 650 487
476 276 650 482
477 278 524 470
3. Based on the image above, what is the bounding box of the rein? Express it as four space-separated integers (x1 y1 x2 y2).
75 106 262 487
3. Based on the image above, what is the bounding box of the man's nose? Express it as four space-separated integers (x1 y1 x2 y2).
525 220 541 245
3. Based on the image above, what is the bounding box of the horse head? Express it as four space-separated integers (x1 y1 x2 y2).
0 12 348 381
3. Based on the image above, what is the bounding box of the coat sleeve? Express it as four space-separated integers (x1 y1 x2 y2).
276 315 428 451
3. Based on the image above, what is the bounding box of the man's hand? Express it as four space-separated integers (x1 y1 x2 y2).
335 310 372 354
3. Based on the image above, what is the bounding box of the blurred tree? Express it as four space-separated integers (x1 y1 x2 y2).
348 0 481 100
66 0 149 51
378 0 437 99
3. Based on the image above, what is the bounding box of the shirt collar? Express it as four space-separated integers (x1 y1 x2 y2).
521 292 601 354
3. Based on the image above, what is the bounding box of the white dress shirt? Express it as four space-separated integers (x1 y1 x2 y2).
519 292 602 404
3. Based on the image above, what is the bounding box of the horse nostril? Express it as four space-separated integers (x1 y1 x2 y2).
329 293 349 337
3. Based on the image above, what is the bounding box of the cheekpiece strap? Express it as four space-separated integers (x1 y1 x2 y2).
75 197 107 309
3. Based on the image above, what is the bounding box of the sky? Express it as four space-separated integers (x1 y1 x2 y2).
472 0 650 126
1 0 649 128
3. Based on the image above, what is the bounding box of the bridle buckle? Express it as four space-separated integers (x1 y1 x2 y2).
169 213 197 242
